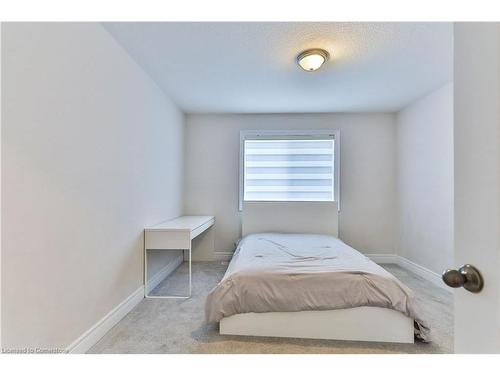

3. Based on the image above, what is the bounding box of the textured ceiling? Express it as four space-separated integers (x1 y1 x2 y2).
103 22 453 113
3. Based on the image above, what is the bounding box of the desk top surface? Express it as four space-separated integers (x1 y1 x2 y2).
145 215 214 232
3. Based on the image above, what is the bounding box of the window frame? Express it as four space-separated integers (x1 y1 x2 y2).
239 129 341 211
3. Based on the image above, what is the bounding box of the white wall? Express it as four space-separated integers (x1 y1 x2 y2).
396 83 454 274
184 113 397 258
1 23 184 349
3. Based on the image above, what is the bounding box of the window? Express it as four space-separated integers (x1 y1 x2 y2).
239 130 340 210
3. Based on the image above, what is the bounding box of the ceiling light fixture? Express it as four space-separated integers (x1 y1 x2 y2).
297 48 329 72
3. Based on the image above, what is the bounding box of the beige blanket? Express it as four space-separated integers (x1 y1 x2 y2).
205 233 430 341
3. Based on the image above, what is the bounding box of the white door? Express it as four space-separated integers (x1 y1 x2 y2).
453 22 500 353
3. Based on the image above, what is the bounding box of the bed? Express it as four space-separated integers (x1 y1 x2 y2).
205 201 429 343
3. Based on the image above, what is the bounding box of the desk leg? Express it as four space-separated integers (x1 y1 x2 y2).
144 247 149 298
188 248 192 297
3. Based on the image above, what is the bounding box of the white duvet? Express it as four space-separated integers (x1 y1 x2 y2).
205 233 430 341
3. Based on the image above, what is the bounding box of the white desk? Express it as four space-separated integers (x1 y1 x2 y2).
144 215 215 298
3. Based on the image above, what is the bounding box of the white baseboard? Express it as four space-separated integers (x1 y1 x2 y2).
66 255 182 354
366 254 398 264
66 286 144 354
367 254 446 290
146 254 183 294
396 256 445 290
214 251 234 261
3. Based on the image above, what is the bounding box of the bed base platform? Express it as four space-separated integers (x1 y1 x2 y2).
219 306 414 344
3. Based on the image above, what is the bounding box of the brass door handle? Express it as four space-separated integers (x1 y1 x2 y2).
442 264 484 293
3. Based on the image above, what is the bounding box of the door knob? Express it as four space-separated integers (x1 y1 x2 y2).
442 264 484 293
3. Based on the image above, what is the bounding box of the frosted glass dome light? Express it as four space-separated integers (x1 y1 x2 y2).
297 49 329 72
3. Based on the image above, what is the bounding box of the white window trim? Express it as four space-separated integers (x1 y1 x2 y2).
239 129 341 212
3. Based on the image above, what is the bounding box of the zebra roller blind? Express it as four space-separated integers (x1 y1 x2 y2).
243 137 335 202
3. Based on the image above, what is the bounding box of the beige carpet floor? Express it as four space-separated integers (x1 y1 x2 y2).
89 261 453 354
